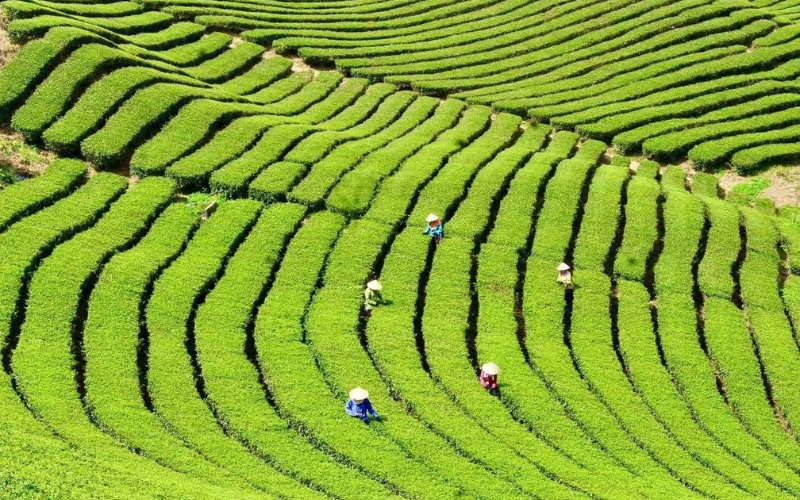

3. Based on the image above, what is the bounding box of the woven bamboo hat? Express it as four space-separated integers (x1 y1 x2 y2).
350 387 369 400
557 262 571 271
482 363 500 375
367 280 382 291
426 213 440 223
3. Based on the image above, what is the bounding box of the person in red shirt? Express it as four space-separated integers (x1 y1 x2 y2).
480 362 500 392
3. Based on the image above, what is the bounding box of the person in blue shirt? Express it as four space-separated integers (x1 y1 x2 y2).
345 387 380 424
422 213 444 246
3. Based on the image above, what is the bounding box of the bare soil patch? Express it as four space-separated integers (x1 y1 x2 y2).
0 12 19 66
0 128 53 178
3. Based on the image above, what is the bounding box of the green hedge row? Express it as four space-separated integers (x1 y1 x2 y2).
258 71 344 114
469 9 767 105
12 177 176 455
342 0 614 73
529 156 596 261
229 0 546 46
777 206 800 274
81 203 250 491
246 71 313 104
410 0 747 94
696 196 800 471
253 211 454 499
571 160 744 491
615 162 660 281
306 217 565 498
527 36 800 127
193 202 385 500
572 164 628 271
365 229 579 498
578 170 791 495
166 115 286 190
445 124 548 239
654 184 800 492
11 43 141 143
8 12 174 42
124 21 206 49
523 257 694 493
364 105 491 226
3 1 144 20
6 177 246 495
643 105 800 161
120 31 231 66
134 73 350 179
44 67 202 156
488 130 578 248
572 271 768 497
162 0 486 26
617 281 764 497
247 161 307 202
730 138 800 173
145 199 310 492
288 96 439 206
0 174 127 377
291 0 543 61
653 170 702 294
0 159 86 233
184 41 264 83
326 98 466 216
609 81 800 154
0 173 241 500
703 295 800 471
477 243 665 498
81 83 222 169
131 99 260 177
4 177 252 497
478 7 768 104
407 113 521 225
424 236 599 499
172 0 500 34
425 9 764 99
217 57 293 96
285 90 414 165
739 209 800 432
0 27 106 123
212 125 308 198
694 191 740 300
291 77 369 123
351 0 668 78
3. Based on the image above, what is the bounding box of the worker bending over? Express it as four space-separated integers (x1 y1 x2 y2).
345 387 380 424
557 262 575 314
364 280 384 317
480 362 500 392
423 213 444 246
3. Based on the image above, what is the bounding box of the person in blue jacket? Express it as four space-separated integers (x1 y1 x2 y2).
423 213 444 246
345 387 380 424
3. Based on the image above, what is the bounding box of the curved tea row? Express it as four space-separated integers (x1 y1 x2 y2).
6 0 800 171
2 121 800 497
2 1 800 498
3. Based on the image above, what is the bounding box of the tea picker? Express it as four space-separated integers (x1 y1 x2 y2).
557 262 575 314
480 362 500 392
363 280 384 317
422 213 444 246
345 387 380 424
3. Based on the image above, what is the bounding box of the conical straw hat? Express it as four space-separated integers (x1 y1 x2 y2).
557 262 571 271
482 362 500 375
350 387 369 400
367 280 382 291
426 213 440 223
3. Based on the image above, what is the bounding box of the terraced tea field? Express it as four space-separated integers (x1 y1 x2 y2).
3 0 800 498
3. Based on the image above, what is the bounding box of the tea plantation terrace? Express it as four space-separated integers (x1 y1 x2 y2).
3 0 800 498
